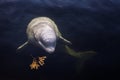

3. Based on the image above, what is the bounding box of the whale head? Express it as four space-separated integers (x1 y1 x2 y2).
34 24 57 53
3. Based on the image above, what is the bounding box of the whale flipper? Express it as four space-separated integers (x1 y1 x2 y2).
17 41 28 51
59 36 72 45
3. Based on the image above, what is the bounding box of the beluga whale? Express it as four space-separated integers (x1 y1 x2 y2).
17 17 96 70
17 17 71 53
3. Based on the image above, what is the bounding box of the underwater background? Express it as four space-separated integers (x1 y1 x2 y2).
0 0 120 80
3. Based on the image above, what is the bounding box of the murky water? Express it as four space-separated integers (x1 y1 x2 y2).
0 0 120 80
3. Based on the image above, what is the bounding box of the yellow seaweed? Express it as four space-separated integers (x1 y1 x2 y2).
30 56 47 70
30 59 40 70
38 56 47 66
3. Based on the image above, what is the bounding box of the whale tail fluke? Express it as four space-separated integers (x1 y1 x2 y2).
65 45 96 58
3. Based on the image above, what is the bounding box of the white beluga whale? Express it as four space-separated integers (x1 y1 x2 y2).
17 17 96 70
17 17 71 53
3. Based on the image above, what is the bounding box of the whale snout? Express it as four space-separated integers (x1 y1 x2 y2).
36 27 57 53
38 39 56 53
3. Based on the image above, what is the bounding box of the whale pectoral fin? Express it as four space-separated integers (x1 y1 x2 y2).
17 41 28 51
65 45 96 58
59 36 72 45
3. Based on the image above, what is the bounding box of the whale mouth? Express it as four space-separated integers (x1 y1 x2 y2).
45 47 55 53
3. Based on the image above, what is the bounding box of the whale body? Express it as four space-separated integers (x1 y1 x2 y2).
17 17 71 53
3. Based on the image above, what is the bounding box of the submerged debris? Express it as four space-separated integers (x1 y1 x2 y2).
30 58 40 70
30 56 47 70
38 56 47 66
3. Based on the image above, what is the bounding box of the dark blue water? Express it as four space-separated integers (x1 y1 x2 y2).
0 0 120 80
